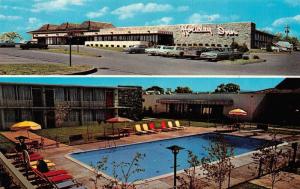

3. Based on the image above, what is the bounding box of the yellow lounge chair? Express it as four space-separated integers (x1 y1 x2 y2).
167 121 180 130
135 124 147 135
174 120 185 129
142 123 156 134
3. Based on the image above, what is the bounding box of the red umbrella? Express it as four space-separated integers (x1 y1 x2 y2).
105 116 133 137
106 116 134 123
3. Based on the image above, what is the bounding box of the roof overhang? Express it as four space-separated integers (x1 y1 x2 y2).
157 99 233 105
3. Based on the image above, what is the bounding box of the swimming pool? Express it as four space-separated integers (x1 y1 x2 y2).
69 133 267 182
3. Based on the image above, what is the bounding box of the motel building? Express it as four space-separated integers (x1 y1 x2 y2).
143 78 300 125
0 83 143 130
29 20 274 49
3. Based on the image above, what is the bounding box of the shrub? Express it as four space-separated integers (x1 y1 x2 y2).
238 43 249 52
242 55 249 60
253 55 260 59
229 56 235 61
266 43 273 52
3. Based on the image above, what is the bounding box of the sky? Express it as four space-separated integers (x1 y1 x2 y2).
0 77 284 92
0 0 299 40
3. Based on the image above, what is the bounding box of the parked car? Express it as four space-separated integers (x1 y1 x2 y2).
157 46 175 56
20 41 48 50
200 48 243 61
123 45 147 54
169 46 186 57
145 45 165 56
183 47 209 59
0 41 15 47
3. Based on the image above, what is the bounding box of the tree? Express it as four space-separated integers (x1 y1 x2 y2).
252 134 290 189
175 87 193 94
201 135 235 189
145 86 164 94
0 32 23 42
91 153 146 189
55 102 70 128
177 151 208 189
214 83 240 93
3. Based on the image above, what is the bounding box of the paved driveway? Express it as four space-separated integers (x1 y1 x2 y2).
0 47 299 75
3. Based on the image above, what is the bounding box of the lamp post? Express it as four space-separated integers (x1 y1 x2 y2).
167 145 184 189
68 32 73 67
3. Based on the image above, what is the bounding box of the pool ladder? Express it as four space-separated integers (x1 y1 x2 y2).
104 138 117 148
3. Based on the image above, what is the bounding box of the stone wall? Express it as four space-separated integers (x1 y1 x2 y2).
100 22 254 48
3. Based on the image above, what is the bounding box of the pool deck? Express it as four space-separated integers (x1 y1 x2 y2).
3 127 300 189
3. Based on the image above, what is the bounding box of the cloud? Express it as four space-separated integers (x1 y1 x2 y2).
272 15 300 26
145 17 173 26
26 17 43 30
32 0 87 12
112 3 173 20
259 27 274 33
285 0 300 6
86 7 109 18
188 13 221 23
177 6 189 12
0 14 21 20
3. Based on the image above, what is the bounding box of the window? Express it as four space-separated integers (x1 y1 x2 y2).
188 44 192 46
100 44 103 47
91 44 94 47
117 45 120 47
105 45 109 47
182 44 187 46
193 43 197 46
111 45 114 47
123 45 126 48
96 44 99 47
199 43 203 47
177 44 181 46
211 44 216 47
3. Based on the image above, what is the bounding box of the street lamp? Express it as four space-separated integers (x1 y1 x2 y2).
167 145 184 189
68 32 73 67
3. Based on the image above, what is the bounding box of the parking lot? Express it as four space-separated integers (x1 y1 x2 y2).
0 46 299 75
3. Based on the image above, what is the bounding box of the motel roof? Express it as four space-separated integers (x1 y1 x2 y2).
0 82 139 90
29 21 115 33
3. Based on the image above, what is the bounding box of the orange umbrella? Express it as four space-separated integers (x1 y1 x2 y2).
228 108 247 116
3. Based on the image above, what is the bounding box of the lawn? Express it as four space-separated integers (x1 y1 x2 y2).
40 48 100 57
0 63 93 75
219 58 266 65
0 135 15 152
92 46 124 52
34 119 216 144
231 182 267 189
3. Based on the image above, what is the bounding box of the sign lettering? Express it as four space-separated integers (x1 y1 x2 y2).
217 27 238 36
180 25 213 37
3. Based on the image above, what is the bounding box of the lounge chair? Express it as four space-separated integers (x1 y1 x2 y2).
160 121 172 132
167 121 181 130
149 122 161 132
142 123 157 134
174 120 185 129
134 124 147 135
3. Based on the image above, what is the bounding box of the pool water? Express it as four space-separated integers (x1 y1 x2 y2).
70 133 267 182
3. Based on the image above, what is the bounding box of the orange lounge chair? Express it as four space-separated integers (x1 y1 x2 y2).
142 123 157 134
149 122 161 132
167 121 181 130
174 120 185 130
134 124 147 135
160 121 172 132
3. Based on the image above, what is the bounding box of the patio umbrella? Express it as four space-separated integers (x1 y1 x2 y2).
228 108 247 129
11 121 42 137
105 116 133 137
228 108 247 116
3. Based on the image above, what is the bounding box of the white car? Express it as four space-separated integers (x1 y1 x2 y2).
145 45 165 56
157 46 175 56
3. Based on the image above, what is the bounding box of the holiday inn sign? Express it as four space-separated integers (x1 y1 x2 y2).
180 25 239 37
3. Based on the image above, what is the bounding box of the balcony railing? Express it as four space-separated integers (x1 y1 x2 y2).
0 100 33 107
0 152 35 189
